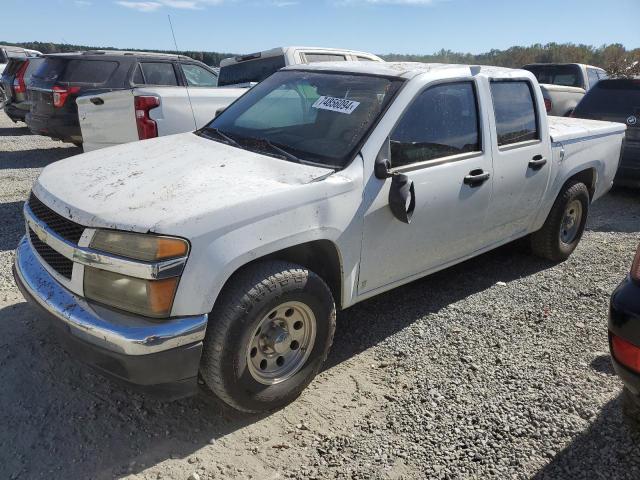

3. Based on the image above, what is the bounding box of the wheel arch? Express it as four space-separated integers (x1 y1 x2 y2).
567 167 597 200
212 239 345 313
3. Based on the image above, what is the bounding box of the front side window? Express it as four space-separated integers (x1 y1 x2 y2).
182 63 218 87
304 53 347 63
203 70 404 168
490 81 539 147
390 82 480 168
139 62 178 86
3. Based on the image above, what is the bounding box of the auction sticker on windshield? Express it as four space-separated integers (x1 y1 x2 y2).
312 96 360 114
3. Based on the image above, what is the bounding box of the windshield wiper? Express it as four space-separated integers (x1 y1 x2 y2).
258 139 303 164
205 128 242 148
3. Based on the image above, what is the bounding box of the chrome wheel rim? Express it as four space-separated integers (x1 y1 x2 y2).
246 301 316 385
560 199 583 244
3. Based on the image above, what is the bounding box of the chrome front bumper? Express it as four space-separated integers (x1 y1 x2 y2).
14 236 208 356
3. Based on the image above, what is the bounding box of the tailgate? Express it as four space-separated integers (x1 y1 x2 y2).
77 89 137 152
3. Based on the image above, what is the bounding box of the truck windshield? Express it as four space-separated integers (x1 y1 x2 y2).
202 70 404 169
218 56 287 86
523 64 583 88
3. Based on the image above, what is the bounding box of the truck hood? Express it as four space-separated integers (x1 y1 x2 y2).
33 133 336 237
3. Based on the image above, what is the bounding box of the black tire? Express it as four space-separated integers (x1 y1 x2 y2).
622 387 640 428
200 261 336 413
530 180 590 262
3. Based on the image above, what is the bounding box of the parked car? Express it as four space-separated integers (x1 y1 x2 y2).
218 46 383 87
0 45 41 74
1 56 45 122
14 62 625 412
522 63 607 116
26 50 224 147
77 56 244 152
0 45 41 109
609 244 640 421
573 78 640 187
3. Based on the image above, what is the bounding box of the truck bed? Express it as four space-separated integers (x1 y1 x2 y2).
548 116 626 143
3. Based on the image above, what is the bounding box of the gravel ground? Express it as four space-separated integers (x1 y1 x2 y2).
1 111 639 480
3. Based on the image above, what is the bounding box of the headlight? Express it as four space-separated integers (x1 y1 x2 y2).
90 230 188 261
84 267 179 318
85 230 189 318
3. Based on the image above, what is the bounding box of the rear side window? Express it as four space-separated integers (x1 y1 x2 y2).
490 81 539 147
0 49 7 63
573 79 640 119
181 64 218 87
303 53 347 63
356 56 376 62
139 62 178 86
60 60 118 84
390 82 480 168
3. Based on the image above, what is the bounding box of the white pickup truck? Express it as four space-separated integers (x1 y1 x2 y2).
218 46 384 87
79 46 384 152
15 62 625 412
522 63 607 116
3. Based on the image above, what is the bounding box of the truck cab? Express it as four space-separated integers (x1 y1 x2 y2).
14 62 625 413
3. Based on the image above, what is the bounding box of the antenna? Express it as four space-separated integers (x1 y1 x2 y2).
168 14 197 129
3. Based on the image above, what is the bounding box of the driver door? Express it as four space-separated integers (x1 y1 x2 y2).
359 80 494 294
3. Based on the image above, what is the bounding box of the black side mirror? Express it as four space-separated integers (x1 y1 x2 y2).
374 137 393 179
389 173 416 224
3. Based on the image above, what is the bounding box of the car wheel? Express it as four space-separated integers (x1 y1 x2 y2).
200 260 336 413
531 180 590 261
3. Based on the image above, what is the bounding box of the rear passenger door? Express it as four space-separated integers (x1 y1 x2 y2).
484 79 551 241
133 61 197 135
360 80 494 293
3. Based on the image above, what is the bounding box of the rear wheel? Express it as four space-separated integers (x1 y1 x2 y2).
530 180 590 261
200 261 336 412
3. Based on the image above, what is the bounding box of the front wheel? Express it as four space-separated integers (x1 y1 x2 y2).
200 261 336 412
530 180 590 261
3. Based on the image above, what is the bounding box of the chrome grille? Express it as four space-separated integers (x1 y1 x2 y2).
28 193 85 244
29 228 73 279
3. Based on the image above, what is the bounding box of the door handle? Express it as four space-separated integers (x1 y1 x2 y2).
529 155 547 170
90 97 104 105
463 169 491 187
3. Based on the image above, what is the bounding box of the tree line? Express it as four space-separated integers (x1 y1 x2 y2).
2 41 639 74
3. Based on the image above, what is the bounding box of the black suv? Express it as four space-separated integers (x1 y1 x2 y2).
573 78 640 187
26 50 218 145
1 56 44 122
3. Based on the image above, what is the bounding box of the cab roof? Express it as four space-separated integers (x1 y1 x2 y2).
284 61 531 80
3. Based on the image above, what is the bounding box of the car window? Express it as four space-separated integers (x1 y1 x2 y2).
0 49 7 64
181 63 218 87
490 81 539 147
139 62 178 86
390 82 480 168
24 58 44 81
523 64 583 88
356 56 376 62
304 53 347 63
587 68 600 89
60 60 118 84
218 56 286 87
573 79 640 120
597 70 608 81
